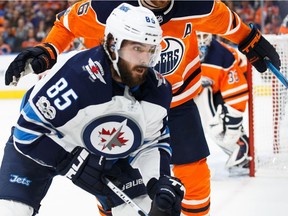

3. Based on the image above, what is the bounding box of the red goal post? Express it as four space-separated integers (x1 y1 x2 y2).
248 34 288 177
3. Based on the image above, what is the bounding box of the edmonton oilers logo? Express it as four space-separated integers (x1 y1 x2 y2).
83 115 143 158
154 37 184 75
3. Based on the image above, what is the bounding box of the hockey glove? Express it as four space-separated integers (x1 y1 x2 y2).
5 43 57 85
56 147 118 197
238 24 280 73
147 175 185 216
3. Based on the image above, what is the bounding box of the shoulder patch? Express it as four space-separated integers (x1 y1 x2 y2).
153 69 166 87
83 58 106 84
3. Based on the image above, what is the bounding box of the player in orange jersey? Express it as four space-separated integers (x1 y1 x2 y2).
2 1 280 215
195 31 251 175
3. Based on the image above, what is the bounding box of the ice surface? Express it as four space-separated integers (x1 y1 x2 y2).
0 99 288 216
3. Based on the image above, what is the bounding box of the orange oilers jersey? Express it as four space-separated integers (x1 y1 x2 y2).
45 0 251 108
200 39 248 112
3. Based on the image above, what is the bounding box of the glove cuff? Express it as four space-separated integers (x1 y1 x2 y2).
147 177 158 200
238 24 261 55
36 43 58 69
56 147 89 177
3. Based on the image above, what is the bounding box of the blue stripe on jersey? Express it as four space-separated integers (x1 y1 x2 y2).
22 102 44 124
20 102 63 138
17 115 51 135
14 127 39 142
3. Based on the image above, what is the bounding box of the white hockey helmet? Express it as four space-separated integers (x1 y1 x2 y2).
104 3 162 74
196 31 212 62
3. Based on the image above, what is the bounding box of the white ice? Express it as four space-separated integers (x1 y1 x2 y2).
1 99 288 216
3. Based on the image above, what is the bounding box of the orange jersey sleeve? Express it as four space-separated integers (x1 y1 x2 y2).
45 0 105 53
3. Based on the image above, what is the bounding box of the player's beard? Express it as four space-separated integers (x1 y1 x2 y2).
117 57 148 88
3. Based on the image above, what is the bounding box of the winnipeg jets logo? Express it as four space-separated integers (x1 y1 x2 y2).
99 120 128 150
154 37 184 75
153 70 166 87
85 58 106 84
83 116 143 158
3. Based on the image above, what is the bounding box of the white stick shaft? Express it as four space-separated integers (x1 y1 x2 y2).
103 177 149 216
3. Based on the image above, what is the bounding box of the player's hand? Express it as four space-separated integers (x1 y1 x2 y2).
5 43 57 85
238 24 280 73
56 147 118 197
56 148 146 208
147 175 185 216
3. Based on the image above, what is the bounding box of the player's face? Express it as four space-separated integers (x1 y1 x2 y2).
117 57 148 88
117 40 157 87
118 40 158 67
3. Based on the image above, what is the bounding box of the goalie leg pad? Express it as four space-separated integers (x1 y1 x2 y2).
225 134 251 168
208 104 245 156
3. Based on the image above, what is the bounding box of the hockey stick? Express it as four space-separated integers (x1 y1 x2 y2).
265 58 288 88
103 177 149 216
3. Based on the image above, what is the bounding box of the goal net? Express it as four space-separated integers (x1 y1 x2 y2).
248 34 288 177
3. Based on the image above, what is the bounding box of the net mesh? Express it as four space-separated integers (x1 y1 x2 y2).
251 34 288 177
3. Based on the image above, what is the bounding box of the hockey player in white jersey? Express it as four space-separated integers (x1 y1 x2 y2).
0 3 184 216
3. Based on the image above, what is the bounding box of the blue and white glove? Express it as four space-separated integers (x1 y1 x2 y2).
147 175 185 216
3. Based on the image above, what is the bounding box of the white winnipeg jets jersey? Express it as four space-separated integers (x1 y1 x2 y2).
13 46 172 167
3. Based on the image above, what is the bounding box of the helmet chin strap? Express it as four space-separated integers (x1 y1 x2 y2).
112 60 121 77
104 42 121 77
